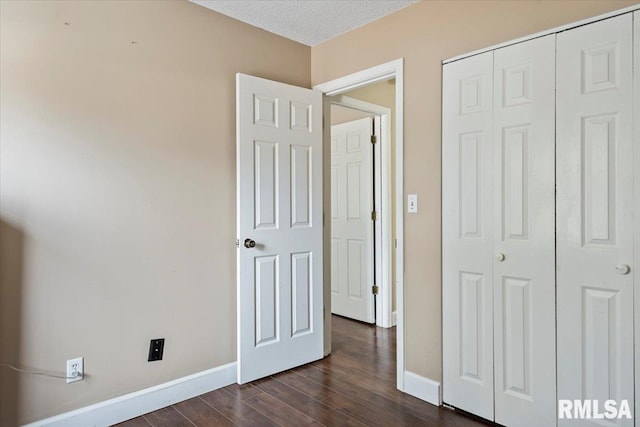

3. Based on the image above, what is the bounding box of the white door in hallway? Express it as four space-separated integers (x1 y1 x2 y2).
492 34 556 427
330 118 375 323
236 74 323 384
557 14 635 426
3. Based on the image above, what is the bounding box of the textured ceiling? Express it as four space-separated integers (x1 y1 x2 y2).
190 0 418 46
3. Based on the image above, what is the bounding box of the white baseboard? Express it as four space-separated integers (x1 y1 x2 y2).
24 362 237 427
392 311 397 326
403 370 441 407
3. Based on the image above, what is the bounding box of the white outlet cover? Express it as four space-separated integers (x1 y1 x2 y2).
66 357 84 384
407 194 418 213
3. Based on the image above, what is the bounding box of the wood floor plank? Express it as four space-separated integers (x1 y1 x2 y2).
114 416 152 427
311 354 395 389
143 406 194 427
274 370 417 427
243 390 325 426
173 397 235 427
222 383 262 400
200 388 277 427
314 347 395 380
253 376 366 427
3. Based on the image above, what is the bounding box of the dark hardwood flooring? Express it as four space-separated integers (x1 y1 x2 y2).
117 315 490 426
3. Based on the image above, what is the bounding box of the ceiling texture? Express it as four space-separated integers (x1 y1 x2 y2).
190 0 418 46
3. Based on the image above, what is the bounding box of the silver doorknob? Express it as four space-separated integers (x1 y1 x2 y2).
616 264 631 275
244 238 256 249
496 253 506 262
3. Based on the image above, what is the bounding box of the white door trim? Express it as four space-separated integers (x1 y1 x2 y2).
332 95 393 329
314 58 405 391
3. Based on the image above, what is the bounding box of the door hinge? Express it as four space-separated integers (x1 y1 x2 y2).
372 285 379 295
371 211 377 221
370 135 377 144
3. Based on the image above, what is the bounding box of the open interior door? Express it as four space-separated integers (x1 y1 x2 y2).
330 117 375 323
236 74 324 384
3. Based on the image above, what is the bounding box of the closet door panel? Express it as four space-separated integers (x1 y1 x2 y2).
442 51 494 420
492 34 556 427
557 13 634 426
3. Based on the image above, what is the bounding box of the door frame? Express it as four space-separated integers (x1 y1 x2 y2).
330 96 393 328
314 58 405 391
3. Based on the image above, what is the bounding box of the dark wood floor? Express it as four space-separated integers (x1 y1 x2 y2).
117 315 490 426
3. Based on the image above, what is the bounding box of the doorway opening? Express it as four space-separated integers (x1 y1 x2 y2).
329 92 392 327
314 58 405 391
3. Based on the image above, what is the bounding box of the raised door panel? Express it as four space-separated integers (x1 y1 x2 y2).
290 145 311 228
459 272 485 383
492 35 556 427
557 14 634 426
254 141 279 229
442 51 494 421
255 255 279 346
459 132 482 238
502 126 528 240
291 252 312 337
501 277 531 398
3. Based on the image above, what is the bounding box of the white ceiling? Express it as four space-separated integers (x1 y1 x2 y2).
190 0 418 46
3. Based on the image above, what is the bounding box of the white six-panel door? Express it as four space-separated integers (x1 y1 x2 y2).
492 34 556 427
236 74 323 384
330 118 375 323
556 14 635 426
442 51 495 421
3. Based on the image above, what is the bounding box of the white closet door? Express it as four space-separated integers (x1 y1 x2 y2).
492 34 556 427
442 51 494 420
557 14 634 426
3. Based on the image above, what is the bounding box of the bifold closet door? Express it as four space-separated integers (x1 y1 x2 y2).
492 34 556 427
557 13 634 427
442 51 494 421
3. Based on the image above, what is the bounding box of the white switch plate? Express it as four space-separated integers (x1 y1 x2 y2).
66 357 84 384
407 194 418 213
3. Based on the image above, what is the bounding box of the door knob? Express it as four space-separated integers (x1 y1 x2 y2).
496 253 506 262
244 238 257 249
616 264 631 275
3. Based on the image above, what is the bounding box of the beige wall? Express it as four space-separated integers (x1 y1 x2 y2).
0 1 309 424
330 104 370 125
3 0 639 424
311 0 639 382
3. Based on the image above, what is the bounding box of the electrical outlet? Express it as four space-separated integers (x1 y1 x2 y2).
148 338 165 362
66 357 84 384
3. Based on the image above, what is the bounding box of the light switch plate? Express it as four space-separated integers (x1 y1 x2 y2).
408 194 418 213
